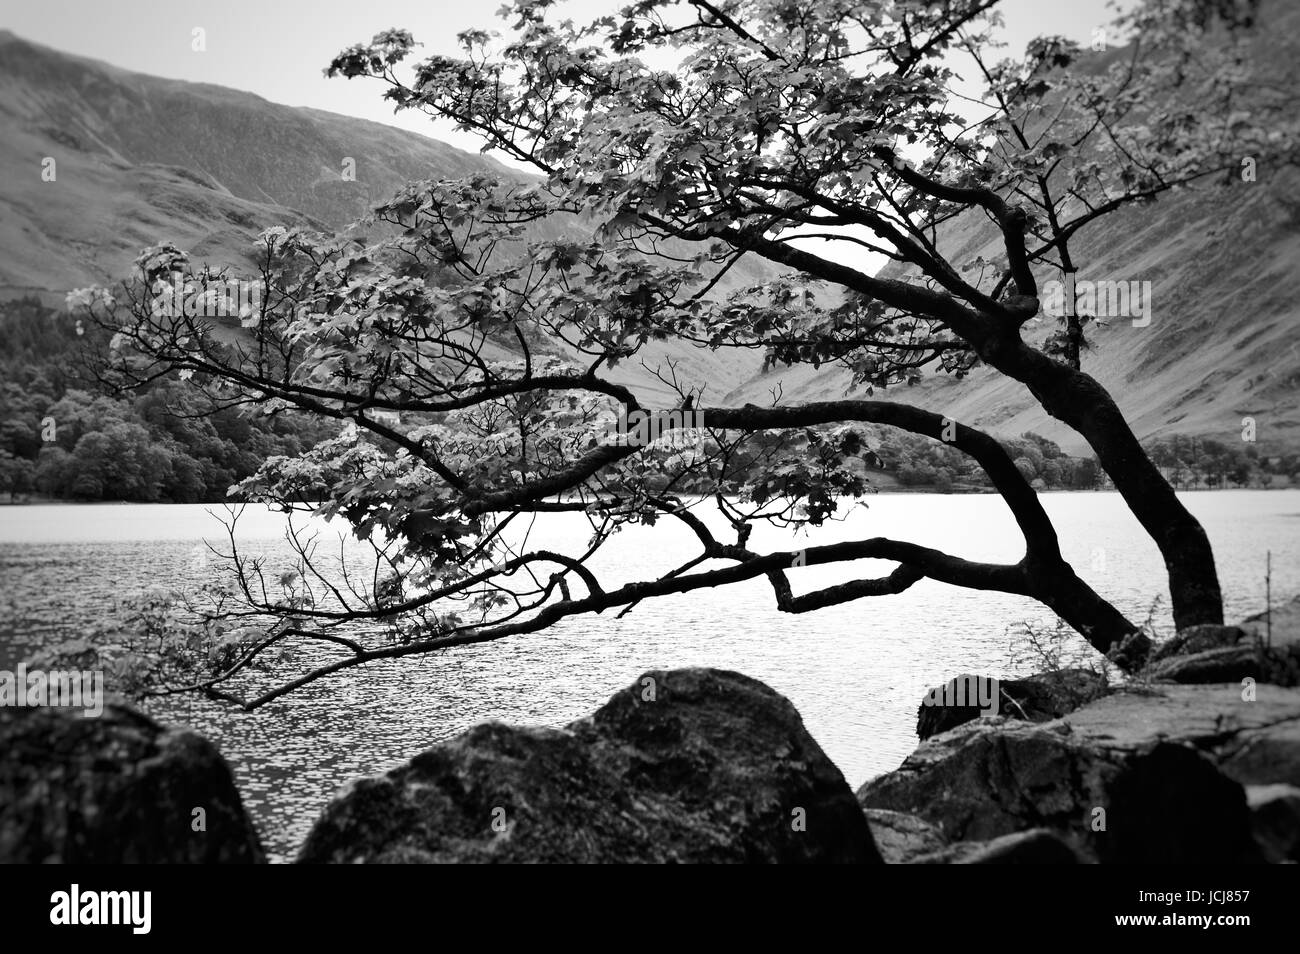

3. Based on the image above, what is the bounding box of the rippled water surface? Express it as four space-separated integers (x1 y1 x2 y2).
2 490 1296 861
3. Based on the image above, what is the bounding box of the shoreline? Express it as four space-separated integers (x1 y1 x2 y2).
3 485 1296 507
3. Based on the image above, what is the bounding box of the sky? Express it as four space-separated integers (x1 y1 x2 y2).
3 0 1131 161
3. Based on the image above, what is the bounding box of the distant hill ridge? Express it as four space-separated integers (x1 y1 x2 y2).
0 27 520 291
1 24 1296 448
0 29 767 402
723 2 1300 452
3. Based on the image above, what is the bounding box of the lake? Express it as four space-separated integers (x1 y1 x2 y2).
1 490 1296 861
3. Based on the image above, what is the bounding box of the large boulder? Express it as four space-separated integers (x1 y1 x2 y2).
1063 684 1300 790
916 669 1108 741
0 704 264 863
298 668 880 863
859 683 1300 863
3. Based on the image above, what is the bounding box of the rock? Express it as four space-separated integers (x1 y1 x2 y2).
913 829 1084 864
1240 594 1300 650
916 669 1108 741
1146 619 1300 686
867 602 1300 863
1246 784 1300 863
861 686 1281 863
1061 684 1300 790
1097 741 1258 863
1147 643 1258 683
1150 624 1249 662
298 668 881 864
965 829 1083 863
1107 629 1154 673
915 674 995 741
863 809 947 863
0 704 264 863
1145 644 1300 685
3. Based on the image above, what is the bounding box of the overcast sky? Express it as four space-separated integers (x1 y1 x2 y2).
6 0 1131 160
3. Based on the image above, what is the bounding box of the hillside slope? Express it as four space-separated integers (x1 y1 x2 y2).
0 29 524 293
0 30 766 404
5 22 1295 443
724 165 1300 452
724 5 1300 452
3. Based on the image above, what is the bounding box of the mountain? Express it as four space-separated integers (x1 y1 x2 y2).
0 29 767 404
3 22 1296 450
724 165 1300 453
724 4 1300 453
0 29 525 293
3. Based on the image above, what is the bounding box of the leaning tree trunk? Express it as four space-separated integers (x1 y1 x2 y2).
993 338 1225 630
741 233 1224 632
1025 556 1152 667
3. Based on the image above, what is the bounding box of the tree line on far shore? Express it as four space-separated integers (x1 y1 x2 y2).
0 296 1293 503
878 429 1296 493
0 297 334 502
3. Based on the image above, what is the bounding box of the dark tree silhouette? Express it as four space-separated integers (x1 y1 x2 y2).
73 0 1297 706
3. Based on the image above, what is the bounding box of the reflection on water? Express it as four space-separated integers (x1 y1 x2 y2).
1 490 1296 862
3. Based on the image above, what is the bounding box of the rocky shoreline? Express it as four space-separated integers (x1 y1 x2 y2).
3 599 1298 864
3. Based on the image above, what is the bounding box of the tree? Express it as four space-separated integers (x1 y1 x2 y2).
74 0 1297 707
67 423 174 501
1022 432 1063 461
42 389 132 452
1069 457 1101 490
1020 443 1046 473
0 450 35 501
34 446 74 497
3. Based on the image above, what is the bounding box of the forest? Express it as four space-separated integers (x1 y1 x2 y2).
2 295 1292 503
0 297 335 502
